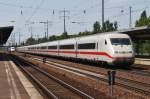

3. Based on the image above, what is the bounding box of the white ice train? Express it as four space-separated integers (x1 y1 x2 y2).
8 47 15 52
17 32 135 65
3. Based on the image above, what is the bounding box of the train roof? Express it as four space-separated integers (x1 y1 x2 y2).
18 32 128 48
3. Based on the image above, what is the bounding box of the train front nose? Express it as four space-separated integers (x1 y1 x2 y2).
112 49 135 66
110 38 135 65
113 57 135 65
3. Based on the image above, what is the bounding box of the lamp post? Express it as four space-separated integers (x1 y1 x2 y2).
9 21 16 46
39 21 47 39
39 20 52 39
25 21 35 38
71 21 84 24
71 21 87 32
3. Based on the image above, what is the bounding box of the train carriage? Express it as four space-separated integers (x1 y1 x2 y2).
76 35 99 61
59 38 76 58
38 43 48 55
17 32 135 66
46 41 58 56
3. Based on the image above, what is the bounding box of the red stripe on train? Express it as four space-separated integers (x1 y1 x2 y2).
28 50 113 59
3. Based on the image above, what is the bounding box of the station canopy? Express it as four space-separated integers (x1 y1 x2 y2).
119 26 150 41
0 26 13 45
0 25 149 45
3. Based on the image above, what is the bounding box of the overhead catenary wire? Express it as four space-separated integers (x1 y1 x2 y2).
1 0 148 24
0 1 33 9
0 1 61 11
26 0 45 23
0 1 149 17
3 0 150 42
106 6 150 20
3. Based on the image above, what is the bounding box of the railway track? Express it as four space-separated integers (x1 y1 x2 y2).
118 68 150 77
8 54 94 99
19 54 150 96
25 52 150 78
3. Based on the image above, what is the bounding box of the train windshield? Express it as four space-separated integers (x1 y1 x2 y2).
110 38 131 45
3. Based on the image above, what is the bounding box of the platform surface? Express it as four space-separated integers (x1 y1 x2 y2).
135 58 150 65
0 53 43 99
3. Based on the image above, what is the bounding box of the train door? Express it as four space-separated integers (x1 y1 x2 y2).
58 41 60 56
96 42 99 61
75 41 78 58
98 39 103 52
96 42 98 52
98 38 105 61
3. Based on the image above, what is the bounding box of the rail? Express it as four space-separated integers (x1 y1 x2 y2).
9 54 94 99
23 55 150 96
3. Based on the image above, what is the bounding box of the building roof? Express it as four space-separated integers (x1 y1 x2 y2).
1 25 149 46
0 26 13 45
119 26 150 40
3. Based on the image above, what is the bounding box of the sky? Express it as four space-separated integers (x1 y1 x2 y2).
0 0 150 45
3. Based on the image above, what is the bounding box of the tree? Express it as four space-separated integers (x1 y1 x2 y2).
101 20 118 32
78 31 91 36
26 37 36 45
60 32 68 39
135 10 150 27
49 35 57 41
38 37 48 43
20 41 25 46
23 20 118 45
93 21 101 33
114 21 118 31
143 40 150 56
135 11 150 56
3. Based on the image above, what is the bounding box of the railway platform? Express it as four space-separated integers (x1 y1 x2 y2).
0 53 43 99
135 58 150 65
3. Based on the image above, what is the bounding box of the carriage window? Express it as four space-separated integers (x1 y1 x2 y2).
110 38 131 45
60 45 74 49
78 43 96 49
41 46 47 49
105 40 107 45
30 47 34 50
48 46 57 49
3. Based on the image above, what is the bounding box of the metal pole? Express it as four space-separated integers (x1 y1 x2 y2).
19 32 20 46
110 85 113 97
129 6 132 28
102 0 104 27
30 26 33 38
13 33 15 46
45 32 46 39
60 8 69 33
108 70 116 97
47 20 49 39
64 8 66 33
